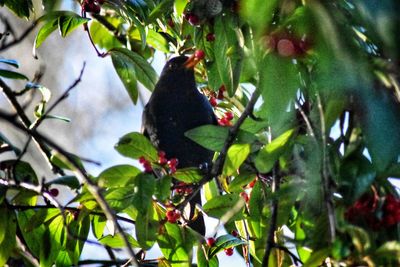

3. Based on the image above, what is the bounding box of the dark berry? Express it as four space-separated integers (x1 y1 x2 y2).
206 237 216 247
97 0 105 4
231 230 238 237
166 209 180 223
49 188 59 197
167 18 174 28
225 111 234 121
209 96 217 107
187 14 200 25
158 150 168 165
217 85 225 100
139 156 147 164
206 33 215 42
224 247 234 256
240 192 249 203
277 39 296 57
194 50 205 60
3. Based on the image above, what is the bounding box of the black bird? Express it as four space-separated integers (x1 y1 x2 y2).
141 55 217 235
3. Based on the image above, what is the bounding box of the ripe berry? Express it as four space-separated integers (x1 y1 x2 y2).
209 96 217 107
218 117 231 127
186 14 200 25
194 50 205 60
139 156 147 164
224 247 234 256
240 192 249 203
166 209 180 223
277 39 296 57
206 237 216 247
158 150 168 165
206 33 215 42
175 182 186 195
167 18 174 28
49 188 59 197
224 111 234 121
248 179 256 188
231 230 238 237
217 85 225 100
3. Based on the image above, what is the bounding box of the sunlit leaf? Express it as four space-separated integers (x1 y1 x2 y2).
223 143 251 176
115 132 158 161
98 165 141 188
185 125 229 151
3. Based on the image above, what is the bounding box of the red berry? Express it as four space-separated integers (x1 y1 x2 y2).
218 117 231 126
248 179 256 188
168 158 179 168
224 247 234 256
194 50 205 60
209 96 217 107
187 14 200 25
158 151 168 165
158 150 166 158
166 209 180 223
139 156 147 164
225 111 234 121
167 18 174 28
240 192 249 203
217 85 225 100
277 39 296 57
176 182 186 195
143 162 153 173
206 33 215 42
169 166 177 174
206 237 216 247
231 230 238 237
49 188 59 197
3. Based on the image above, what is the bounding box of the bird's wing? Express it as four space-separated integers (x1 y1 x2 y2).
141 104 160 148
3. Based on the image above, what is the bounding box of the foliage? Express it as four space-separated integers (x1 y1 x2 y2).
1 0 400 266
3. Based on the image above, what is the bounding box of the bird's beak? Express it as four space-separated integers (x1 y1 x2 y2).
184 54 202 69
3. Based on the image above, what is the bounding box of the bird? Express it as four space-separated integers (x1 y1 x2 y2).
141 54 217 235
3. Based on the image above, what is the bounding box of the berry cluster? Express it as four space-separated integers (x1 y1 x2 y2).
139 156 153 173
158 151 179 174
185 13 200 26
345 192 400 230
82 0 104 14
166 208 181 223
264 33 310 58
175 182 193 195
209 85 226 107
218 111 234 126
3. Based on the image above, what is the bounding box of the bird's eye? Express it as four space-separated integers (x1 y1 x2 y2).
168 63 175 69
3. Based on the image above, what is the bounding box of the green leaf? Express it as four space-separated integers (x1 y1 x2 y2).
174 0 188 17
99 233 140 248
135 203 158 250
376 241 400 261
174 167 203 183
203 193 243 220
132 173 156 214
0 69 28 80
359 89 400 172
155 175 172 201
0 206 16 266
50 152 84 171
197 244 219 267
91 215 106 239
157 222 195 265
228 173 256 192
110 48 158 103
46 175 80 189
0 160 38 184
148 0 174 21
115 132 158 161
213 14 243 96
34 18 59 48
0 59 19 68
255 128 294 173
223 143 251 176
98 165 141 188
2 0 33 18
58 13 89 37
208 234 246 258
105 187 135 211
258 53 299 127
89 20 122 50
185 125 229 151
16 210 46 259
239 0 278 33
65 212 90 265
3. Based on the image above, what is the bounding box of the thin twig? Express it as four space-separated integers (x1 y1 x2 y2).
0 20 38 52
9 204 136 225
0 79 62 174
177 89 261 210
30 62 86 130
316 94 336 243
274 245 303 266
295 99 315 137
0 111 140 266
262 165 280 266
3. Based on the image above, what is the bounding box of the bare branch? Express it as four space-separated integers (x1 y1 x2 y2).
0 20 38 52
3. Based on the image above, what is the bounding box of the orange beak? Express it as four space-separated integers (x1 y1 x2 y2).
184 54 202 69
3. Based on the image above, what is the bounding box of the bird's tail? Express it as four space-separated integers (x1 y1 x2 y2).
187 190 205 236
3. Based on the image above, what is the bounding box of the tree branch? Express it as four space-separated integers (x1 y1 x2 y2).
0 111 140 266
177 89 261 210
262 166 280 266
0 79 62 174
0 20 38 52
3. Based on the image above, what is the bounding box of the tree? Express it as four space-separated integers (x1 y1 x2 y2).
0 0 399 266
